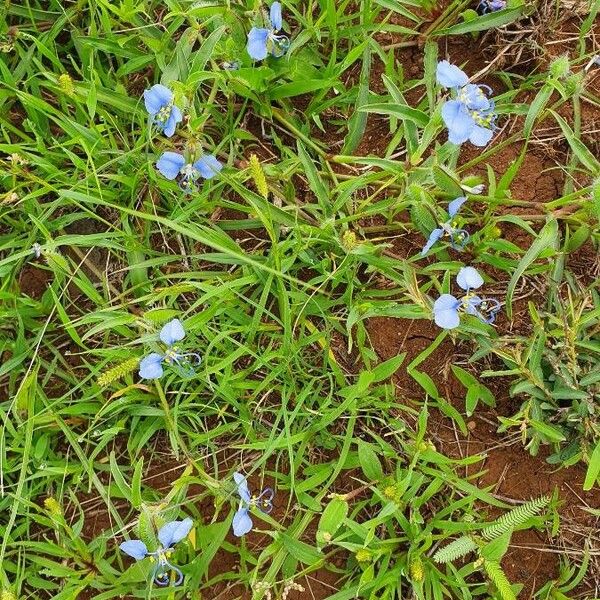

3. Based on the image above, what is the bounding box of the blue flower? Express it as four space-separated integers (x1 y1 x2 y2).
139 319 201 379
156 151 223 191
247 2 289 60
477 0 506 14
232 472 274 537
120 518 193 586
143 84 182 138
433 267 501 329
421 196 470 255
436 61 497 147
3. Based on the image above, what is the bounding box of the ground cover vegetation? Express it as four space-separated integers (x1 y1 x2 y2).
0 0 599 599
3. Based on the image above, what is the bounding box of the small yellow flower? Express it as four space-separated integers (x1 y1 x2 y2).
58 73 75 96
383 485 397 500
249 154 269 199
44 497 62 517
355 549 372 563
410 558 424 582
341 230 359 251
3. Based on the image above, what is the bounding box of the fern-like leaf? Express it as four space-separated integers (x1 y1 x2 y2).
409 202 437 238
482 496 549 540
483 560 516 600
98 357 140 387
433 536 478 563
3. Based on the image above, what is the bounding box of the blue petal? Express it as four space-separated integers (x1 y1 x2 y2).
448 196 467 218
234 472 252 503
421 228 443 255
156 152 186 180
160 318 185 346
441 101 474 145
158 518 193 549
247 28 270 60
270 2 283 30
464 295 482 316
433 294 461 330
460 84 490 111
162 106 182 138
469 124 494 147
456 266 484 290
434 293 460 312
232 508 253 536
434 308 461 329
120 539 148 560
139 353 164 379
144 84 172 115
193 155 223 179
436 61 469 88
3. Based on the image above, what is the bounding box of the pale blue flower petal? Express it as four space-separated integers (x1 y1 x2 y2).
120 539 148 560
160 318 185 346
457 266 484 290
193 155 223 179
247 28 270 60
433 294 461 329
158 518 193 548
139 353 164 379
436 61 469 89
163 106 182 138
144 84 172 115
434 293 460 312
270 2 283 30
421 228 443 255
469 124 494 147
156 152 186 180
234 472 252 503
465 295 482 316
448 196 467 218
442 100 474 145
233 507 253 536
460 84 490 111
434 310 461 330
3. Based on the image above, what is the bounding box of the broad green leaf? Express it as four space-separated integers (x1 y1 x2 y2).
505 219 558 319
358 103 429 127
435 7 527 35
584 441 600 491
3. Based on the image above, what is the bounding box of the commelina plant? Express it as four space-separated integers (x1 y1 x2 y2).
3 0 599 599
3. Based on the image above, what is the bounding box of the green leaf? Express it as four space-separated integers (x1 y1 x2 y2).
109 452 132 500
358 441 385 481
433 165 464 197
435 7 527 35
451 365 479 389
505 218 558 318
280 534 323 566
551 110 600 173
480 530 512 562
371 353 406 382
583 441 600 491
524 84 552 138
131 456 144 509
317 497 348 547
465 385 480 417
343 45 371 154
189 26 227 78
530 420 566 443
358 103 429 127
